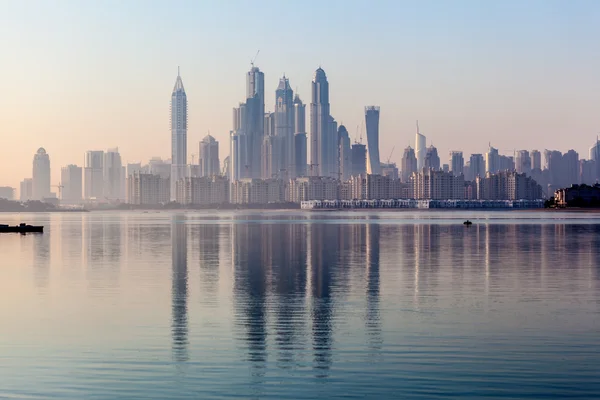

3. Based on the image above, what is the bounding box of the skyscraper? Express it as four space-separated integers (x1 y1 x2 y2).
338 125 351 181
531 150 542 170
401 146 417 183
274 76 295 179
171 69 187 201
104 148 123 201
199 135 220 177
469 154 485 179
84 150 104 199
61 164 82 203
351 143 367 177
365 106 381 175
450 151 464 176
424 146 440 170
415 123 426 171
293 94 307 177
310 67 335 178
32 148 51 200
246 66 265 178
485 146 499 174
515 150 532 175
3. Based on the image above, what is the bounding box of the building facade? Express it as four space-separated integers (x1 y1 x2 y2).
32 148 51 200
127 173 170 205
199 134 220 177
61 164 82 203
171 70 188 201
176 176 229 206
310 67 337 178
365 106 381 175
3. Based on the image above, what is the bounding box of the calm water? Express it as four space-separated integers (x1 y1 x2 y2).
1 210 600 399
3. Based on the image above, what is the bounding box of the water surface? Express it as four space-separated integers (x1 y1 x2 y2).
0 210 599 399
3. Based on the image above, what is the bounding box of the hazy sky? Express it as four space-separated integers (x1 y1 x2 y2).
1 0 600 189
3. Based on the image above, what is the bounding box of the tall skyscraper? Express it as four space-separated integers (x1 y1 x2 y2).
274 76 295 179
310 67 336 178
450 151 464 176
171 69 188 201
199 135 220 177
246 66 265 178
531 150 542 170
424 146 440 170
515 150 532 175
415 123 426 171
293 94 307 177
32 148 51 200
338 125 351 181
61 164 82 203
485 146 499 174
401 146 417 183
20 178 33 202
469 154 485 179
104 148 123 200
351 143 367 177
365 106 381 175
84 150 104 200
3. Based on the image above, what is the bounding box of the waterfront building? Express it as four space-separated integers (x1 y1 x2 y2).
338 125 352 181
424 146 440 171
415 124 426 170
176 176 229 206
127 172 170 205
310 67 336 177
84 150 104 200
293 94 307 177
230 178 285 204
476 171 542 200
171 69 187 200
365 106 381 174
469 154 485 180
580 159 597 185
32 148 51 201
515 150 532 175
555 184 600 207
20 179 33 202
380 163 399 180
401 146 417 183
61 165 82 203
485 146 499 174
287 176 339 202
450 151 464 177
0 186 15 200
351 143 367 177
199 134 220 177
104 148 123 201
413 169 465 200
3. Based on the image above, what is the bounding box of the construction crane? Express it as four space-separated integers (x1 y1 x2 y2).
52 183 64 200
386 146 396 164
250 50 260 68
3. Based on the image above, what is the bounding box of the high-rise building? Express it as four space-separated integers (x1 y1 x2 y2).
293 94 307 177
310 67 336 178
32 148 51 200
531 150 542 170
563 150 579 187
469 154 485 180
476 171 542 200
401 146 417 183
61 164 82 203
199 135 220 177
230 130 247 182
413 169 465 200
580 159 597 185
351 143 367 177
85 150 104 200
338 125 351 181
128 172 170 205
515 150 532 175
415 123 426 170
274 76 295 179
171 69 187 201
589 139 600 181
176 176 229 205
20 179 33 202
424 146 440 170
104 148 123 201
365 106 381 175
485 146 499 174
246 66 265 179
449 151 464 177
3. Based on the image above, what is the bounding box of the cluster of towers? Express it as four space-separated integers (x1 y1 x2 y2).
169 64 383 201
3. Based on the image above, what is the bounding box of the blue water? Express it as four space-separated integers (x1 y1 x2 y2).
0 210 599 399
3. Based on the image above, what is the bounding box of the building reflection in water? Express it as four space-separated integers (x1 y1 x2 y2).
171 214 189 363
32 230 51 289
365 222 382 357
195 223 221 306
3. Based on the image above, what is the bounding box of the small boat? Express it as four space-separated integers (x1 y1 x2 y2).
0 223 44 233
463 220 473 226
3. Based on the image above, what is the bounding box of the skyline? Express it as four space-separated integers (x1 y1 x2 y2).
2 1 600 188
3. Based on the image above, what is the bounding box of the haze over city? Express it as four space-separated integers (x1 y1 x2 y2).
2 0 600 189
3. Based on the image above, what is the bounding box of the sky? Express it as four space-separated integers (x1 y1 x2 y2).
1 0 600 190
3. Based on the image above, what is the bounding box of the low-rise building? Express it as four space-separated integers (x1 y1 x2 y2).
287 177 339 202
0 186 15 200
176 176 229 206
231 179 285 204
555 184 600 207
127 173 170 205
413 169 465 200
476 171 542 200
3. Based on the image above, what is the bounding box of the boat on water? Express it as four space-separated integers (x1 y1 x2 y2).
0 223 44 233
463 220 473 226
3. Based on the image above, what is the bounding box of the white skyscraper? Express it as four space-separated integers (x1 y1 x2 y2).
365 106 381 175
104 148 123 200
61 164 82 203
32 148 51 200
415 122 426 171
171 69 187 201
